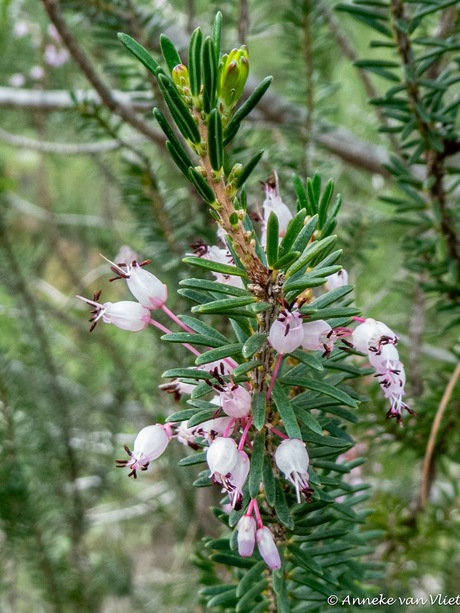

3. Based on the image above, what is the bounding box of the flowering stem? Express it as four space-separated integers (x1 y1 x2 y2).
162 304 195 333
223 418 236 438
238 417 253 451
266 354 284 402
271 427 289 440
149 318 201 357
252 499 264 529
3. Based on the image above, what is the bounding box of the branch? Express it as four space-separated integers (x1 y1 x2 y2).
419 362 460 509
40 0 162 144
0 126 147 155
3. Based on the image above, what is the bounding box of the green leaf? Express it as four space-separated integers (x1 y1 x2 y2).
164 141 191 178
272 251 302 271
288 544 324 575
236 561 266 597
191 296 255 314
236 579 269 612
188 167 217 204
210 553 254 569
291 214 319 253
212 11 223 65
202 36 217 114
282 378 357 408
179 277 249 297
194 343 243 366
223 77 273 146
154 109 194 171
265 211 280 267
275 481 294 529
208 109 224 171
249 431 265 498
271 383 302 439
299 284 354 310
206 586 238 607
318 179 335 229
178 451 207 466
290 349 323 371
263 454 276 506
188 27 202 96
283 274 328 293
182 256 248 278
117 33 161 77
252 391 267 430
157 74 201 144
285 235 337 277
236 150 264 188
166 408 197 423
161 332 226 348
187 408 218 428
160 34 181 73
292 173 311 214
296 408 323 435
273 570 289 613
162 367 209 380
232 360 263 378
279 209 307 256
178 316 230 344
242 334 267 359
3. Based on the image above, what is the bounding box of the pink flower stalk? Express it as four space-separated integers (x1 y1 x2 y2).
116 424 170 478
269 308 304 354
261 172 293 247
76 292 150 332
102 255 168 309
325 269 349 291
256 526 281 570
275 438 312 503
237 515 257 557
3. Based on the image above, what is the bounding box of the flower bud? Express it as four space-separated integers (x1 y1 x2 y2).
275 438 311 503
102 301 151 332
325 269 349 291
256 526 281 570
217 47 249 110
172 63 190 90
126 263 168 309
237 515 256 557
220 385 252 418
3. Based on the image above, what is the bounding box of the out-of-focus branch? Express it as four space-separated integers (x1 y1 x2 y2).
0 126 147 154
0 86 152 112
40 0 162 144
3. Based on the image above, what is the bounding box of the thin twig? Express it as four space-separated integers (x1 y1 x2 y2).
419 362 460 509
40 0 162 144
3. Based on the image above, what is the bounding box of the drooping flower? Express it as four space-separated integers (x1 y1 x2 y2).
269 308 304 354
260 172 293 247
101 255 168 309
115 424 170 478
206 438 249 509
256 526 281 570
325 269 349 291
159 379 196 401
275 438 312 503
76 291 151 332
352 318 398 355
301 320 333 352
218 384 252 419
237 514 257 557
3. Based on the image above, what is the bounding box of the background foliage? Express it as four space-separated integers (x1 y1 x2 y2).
0 0 459 611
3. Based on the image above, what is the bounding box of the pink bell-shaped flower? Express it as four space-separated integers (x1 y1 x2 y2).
352 318 398 355
301 320 333 351
116 424 170 478
325 269 349 291
77 292 151 332
269 308 304 354
275 438 312 503
206 437 239 479
237 515 257 557
102 255 168 309
219 384 252 419
261 172 293 246
256 526 281 570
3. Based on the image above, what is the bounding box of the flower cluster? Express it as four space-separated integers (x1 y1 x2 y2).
78 172 414 571
351 318 415 425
